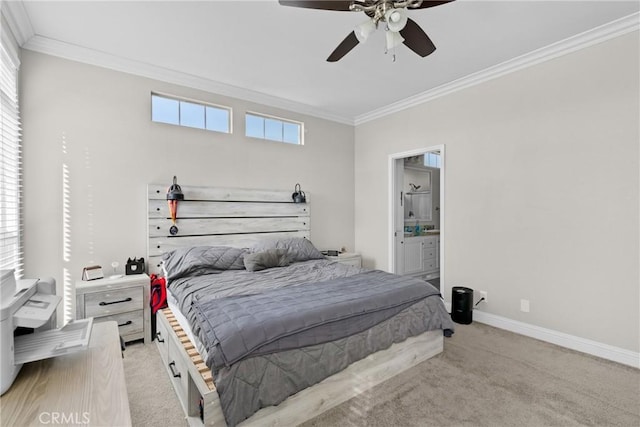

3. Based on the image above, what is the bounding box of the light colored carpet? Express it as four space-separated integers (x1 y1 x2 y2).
123 341 187 427
123 323 639 427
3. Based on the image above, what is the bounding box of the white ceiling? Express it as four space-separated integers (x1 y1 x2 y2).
9 0 640 124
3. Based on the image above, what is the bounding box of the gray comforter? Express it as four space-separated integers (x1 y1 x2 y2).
167 260 454 426
168 259 368 345
194 269 442 370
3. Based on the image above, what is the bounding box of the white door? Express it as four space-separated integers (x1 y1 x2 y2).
394 158 405 274
389 146 445 299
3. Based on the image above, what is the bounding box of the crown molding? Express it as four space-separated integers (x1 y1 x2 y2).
12 6 639 128
1 0 34 47
21 35 354 126
354 12 640 125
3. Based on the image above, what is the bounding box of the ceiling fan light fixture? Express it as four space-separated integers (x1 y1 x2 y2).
385 29 405 50
384 8 408 32
278 0 451 62
354 18 376 43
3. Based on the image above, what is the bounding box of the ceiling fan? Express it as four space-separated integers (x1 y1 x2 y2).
278 0 454 62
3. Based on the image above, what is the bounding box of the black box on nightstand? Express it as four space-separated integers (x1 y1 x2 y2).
125 257 145 275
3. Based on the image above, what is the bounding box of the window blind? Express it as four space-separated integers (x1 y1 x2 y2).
0 44 23 277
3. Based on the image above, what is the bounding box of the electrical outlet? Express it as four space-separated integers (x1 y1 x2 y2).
520 299 530 313
480 291 488 303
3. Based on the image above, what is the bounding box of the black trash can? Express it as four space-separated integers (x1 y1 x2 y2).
451 286 473 324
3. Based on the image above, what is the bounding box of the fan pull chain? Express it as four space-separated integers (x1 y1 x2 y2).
385 46 397 62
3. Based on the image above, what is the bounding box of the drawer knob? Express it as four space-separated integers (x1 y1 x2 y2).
117 320 133 328
156 332 165 343
99 297 132 306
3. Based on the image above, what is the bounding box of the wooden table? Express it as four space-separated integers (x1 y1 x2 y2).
0 321 131 426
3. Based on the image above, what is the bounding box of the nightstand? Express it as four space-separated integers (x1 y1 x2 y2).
326 252 362 268
76 274 151 344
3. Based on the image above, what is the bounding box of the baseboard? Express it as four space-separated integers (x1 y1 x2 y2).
444 303 639 369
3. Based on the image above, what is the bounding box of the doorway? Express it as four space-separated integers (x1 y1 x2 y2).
388 146 445 296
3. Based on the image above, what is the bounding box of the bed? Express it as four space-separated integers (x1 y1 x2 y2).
147 184 454 426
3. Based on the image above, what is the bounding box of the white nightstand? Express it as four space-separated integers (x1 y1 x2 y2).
76 274 151 344
326 252 362 268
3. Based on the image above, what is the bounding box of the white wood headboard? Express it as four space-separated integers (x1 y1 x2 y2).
147 184 310 275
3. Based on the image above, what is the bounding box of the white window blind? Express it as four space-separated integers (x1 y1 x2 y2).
0 44 23 277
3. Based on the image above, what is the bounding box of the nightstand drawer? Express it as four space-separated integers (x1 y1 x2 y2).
336 257 362 268
94 310 144 336
326 253 362 268
85 287 143 317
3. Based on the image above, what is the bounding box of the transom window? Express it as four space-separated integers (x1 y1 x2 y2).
151 93 231 134
245 112 303 145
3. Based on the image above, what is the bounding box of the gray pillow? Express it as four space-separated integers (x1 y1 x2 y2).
251 238 325 263
162 246 247 281
243 249 290 272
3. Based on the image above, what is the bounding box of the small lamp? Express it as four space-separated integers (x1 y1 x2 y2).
167 176 184 235
166 176 184 201
291 183 306 203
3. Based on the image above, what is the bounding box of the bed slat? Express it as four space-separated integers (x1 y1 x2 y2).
161 308 215 392
149 217 309 238
148 200 309 219
148 185 301 203
148 231 310 255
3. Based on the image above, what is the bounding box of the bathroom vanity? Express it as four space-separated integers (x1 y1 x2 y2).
402 233 440 281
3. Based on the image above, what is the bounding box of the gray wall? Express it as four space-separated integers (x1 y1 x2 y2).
20 51 355 304
18 32 639 353
354 32 639 352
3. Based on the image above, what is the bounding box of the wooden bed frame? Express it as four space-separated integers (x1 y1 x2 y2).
147 184 444 426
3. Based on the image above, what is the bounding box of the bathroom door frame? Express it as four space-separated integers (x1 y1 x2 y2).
388 145 445 297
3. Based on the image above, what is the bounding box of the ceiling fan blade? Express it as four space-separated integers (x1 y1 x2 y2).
326 31 360 62
278 1 354 11
410 1 455 9
399 18 436 57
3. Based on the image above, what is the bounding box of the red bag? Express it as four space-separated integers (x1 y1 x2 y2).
149 273 167 314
